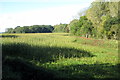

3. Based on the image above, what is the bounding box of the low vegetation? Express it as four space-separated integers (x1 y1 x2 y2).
2 33 119 80
2 0 120 80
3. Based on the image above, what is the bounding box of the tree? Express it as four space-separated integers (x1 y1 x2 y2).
68 19 80 35
85 0 120 39
69 16 93 38
53 24 68 33
103 17 120 39
78 16 93 37
5 28 14 33
5 25 54 33
14 27 25 33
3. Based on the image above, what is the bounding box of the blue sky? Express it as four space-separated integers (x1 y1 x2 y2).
0 0 94 32
0 2 68 14
0 0 93 14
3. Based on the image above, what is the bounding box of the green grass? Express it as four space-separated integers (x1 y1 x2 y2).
2 33 119 80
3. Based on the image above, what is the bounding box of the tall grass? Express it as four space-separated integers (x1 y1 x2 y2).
2 33 119 80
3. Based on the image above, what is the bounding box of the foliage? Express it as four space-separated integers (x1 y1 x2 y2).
69 0 120 40
5 25 54 33
68 19 80 35
103 17 120 39
5 28 15 33
86 0 119 39
69 16 93 37
79 16 93 37
53 23 69 33
67 19 78 35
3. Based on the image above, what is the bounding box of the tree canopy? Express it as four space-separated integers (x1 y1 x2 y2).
6 25 54 33
69 0 120 40
53 23 69 33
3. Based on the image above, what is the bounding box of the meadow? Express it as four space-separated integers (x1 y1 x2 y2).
1 33 119 80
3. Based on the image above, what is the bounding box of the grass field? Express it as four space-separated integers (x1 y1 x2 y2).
1 33 119 80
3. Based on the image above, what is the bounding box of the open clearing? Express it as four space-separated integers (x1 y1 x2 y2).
2 33 119 79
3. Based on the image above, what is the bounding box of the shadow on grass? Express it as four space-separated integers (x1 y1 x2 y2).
3 43 119 80
0 35 18 38
53 63 119 80
2 42 95 80
2 42 94 63
3 58 119 80
3 58 55 80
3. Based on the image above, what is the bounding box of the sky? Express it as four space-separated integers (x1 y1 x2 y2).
0 0 95 32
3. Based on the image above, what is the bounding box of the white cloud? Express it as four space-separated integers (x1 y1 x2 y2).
0 3 90 32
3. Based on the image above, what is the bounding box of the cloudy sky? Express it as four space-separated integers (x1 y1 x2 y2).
0 0 95 32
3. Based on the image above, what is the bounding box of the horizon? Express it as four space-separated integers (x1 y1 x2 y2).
0 0 94 32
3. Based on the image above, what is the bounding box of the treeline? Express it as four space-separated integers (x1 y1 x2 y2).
6 25 54 33
68 0 120 40
5 0 120 40
6 23 69 33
